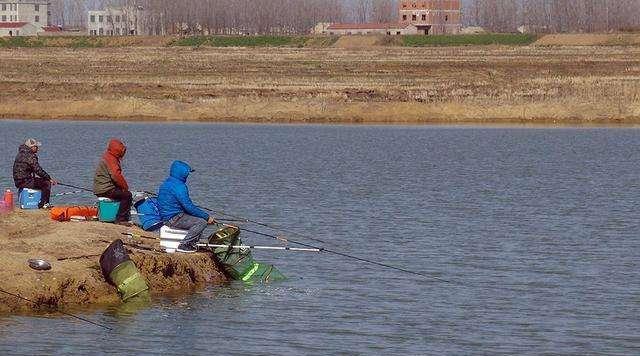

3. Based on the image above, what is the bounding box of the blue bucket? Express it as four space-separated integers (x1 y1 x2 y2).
19 189 41 209
98 198 120 222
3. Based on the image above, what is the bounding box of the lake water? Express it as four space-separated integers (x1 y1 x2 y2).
0 120 639 355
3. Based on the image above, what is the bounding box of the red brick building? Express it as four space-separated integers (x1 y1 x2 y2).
398 0 461 34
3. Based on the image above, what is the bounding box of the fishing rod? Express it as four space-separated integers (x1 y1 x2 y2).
239 227 451 283
142 190 328 244
53 190 84 197
0 288 112 330
65 183 447 281
57 182 93 193
57 183 241 223
197 243 322 253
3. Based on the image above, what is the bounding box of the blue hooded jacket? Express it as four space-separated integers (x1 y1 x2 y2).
158 161 210 221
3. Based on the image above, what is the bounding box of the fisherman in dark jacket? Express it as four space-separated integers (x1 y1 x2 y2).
13 138 58 209
158 160 217 253
94 139 132 226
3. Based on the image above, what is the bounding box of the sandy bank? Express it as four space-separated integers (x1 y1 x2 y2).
0 210 227 314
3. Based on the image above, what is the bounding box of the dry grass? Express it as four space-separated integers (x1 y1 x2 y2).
0 45 639 123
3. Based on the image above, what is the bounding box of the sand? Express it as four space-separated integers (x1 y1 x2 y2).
0 209 227 314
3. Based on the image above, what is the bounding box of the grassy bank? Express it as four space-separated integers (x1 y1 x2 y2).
0 35 168 48
403 33 538 46
168 35 345 47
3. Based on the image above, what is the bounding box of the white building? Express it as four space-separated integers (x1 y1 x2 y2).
0 0 49 36
88 6 149 36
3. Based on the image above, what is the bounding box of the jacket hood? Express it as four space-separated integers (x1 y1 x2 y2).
169 160 193 183
106 139 126 159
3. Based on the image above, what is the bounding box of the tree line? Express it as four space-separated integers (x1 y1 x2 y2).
466 0 640 33
48 0 640 34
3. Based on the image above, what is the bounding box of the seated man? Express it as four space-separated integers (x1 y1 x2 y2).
13 138 58 209
93 139 132 226
158 160 216 253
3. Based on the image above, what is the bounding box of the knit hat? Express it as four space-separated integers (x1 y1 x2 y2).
24 138 42 148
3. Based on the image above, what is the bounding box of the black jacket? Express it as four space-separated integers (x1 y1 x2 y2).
13 144 50 188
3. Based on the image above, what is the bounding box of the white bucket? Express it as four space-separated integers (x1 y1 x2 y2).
160 225 189 252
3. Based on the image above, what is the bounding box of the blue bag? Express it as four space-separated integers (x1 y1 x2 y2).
134 197 163 231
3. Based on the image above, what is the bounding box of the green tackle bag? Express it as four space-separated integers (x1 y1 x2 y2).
207 226 286 283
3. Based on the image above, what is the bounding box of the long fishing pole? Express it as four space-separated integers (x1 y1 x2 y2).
197 243 321 253
67 183 447 280
0 288 112 330
58 183 241 223
239 227 451 283
142 190 328 244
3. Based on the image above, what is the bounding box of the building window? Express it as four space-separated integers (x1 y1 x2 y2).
99 28 103 35
422 14 426 21
412 14 417 21
107 15 112 22
1 4 5 11
99 15 103 22
402 15 407 21
1 15 5 22
35 15 39 23
115 15 120 23
445 15 449 22
116 28 120 35
122 15 126 22
35 4 39 11
90 15 95 22
396 31 401 35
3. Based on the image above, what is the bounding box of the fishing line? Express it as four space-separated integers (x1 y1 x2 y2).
0 288 113 330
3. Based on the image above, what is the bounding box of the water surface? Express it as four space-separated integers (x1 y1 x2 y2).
0 120 638 354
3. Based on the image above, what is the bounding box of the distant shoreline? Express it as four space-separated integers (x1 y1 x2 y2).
1 44 638 125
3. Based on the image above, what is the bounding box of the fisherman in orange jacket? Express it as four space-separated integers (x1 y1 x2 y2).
93 139 132 226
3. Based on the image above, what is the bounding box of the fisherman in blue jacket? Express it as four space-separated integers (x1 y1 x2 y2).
158 160 217 253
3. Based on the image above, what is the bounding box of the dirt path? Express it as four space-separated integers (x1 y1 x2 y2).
0 210 226 314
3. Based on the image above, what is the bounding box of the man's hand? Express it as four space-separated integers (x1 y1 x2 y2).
207 216 217 225
50 179 58 186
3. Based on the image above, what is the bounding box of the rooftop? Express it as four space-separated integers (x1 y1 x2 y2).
0 22 29 29
327 23 410 30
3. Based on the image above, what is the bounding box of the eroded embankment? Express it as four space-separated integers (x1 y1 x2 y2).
0 210 227 314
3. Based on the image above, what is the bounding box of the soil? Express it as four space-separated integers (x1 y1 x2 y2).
534 33 640 46
0 209 227 314
0 44 639 124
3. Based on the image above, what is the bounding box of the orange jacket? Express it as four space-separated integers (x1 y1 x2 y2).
93 139 128 194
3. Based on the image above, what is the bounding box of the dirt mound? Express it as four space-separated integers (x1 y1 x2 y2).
534 33 640 46
332 35 398 48
0 210 226 314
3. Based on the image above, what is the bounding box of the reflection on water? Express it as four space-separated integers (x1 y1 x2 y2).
0 120 639 354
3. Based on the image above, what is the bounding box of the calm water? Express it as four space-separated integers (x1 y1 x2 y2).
0 120 639 355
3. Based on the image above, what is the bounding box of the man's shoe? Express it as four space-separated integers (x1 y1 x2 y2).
176 245 197 253
40 203 53 210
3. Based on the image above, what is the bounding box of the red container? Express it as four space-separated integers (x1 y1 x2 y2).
3 189 14 210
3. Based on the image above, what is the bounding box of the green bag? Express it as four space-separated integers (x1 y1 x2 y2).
208 226 286 283
109 260 149 301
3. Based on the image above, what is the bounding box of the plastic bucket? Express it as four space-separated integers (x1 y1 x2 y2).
98 198 120 222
